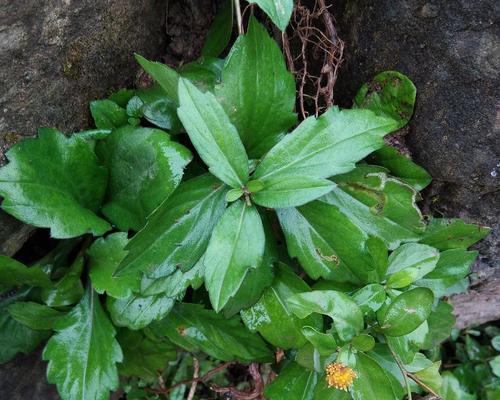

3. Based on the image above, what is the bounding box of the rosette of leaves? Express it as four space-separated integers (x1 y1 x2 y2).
0 10 491 400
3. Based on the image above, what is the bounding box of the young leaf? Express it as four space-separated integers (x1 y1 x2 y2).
43 287 122 400
204 201 265 312
116 174 227 278
150 303 272 362
97 126 192 231
379 287 434 336
88 233 140 299
134 85 182 132
0 129 110 238
302 326 338 355
0 256 52 288
135 54 179 102
420 218 491 250
252 107 398 183
202 0 233 58
241 263 323 350
178 78 249 188
352 334 376 352
264 362 318 400
41 255 84 307
89 99 128 129
248 0 294 31
8 301 64 330
351 284 386 314
216 17 296 157
287 290 364 342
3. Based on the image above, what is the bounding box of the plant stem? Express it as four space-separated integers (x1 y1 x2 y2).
389 347 412 400
234 0 243 34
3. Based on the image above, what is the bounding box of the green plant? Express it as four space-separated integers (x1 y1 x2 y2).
0 4 491 400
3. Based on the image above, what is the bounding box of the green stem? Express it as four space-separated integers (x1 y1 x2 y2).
234 0 243 34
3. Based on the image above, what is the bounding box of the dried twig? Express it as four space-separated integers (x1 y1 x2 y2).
210 363 265 400
187 357 200 400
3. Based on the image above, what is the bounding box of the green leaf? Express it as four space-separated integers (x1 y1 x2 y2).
287 290 364 341
8 301 64 330
367 145 432 190
204 201 265 312
248 0 294 31
88 233 140 299
226 188 244 202
0 255 52 287
301 326 337 355
264 362 318 400
327 164 425 249
386 243 440 288
414 361 443 393
492 336 500 351
41 255 84 307
352 334 376 352
135 54 179 102
97 126 192 231
352 284 386 314
253 107 397 183
150 303 272 362
107 293 175 331
180 57 224 92
216 17 296 157
252 175 334 208
73 129 112 141
117 329 176 380
108 88 136 107
313 378 352 400
354 71 416 129
43 287 122 400
420 218 491 250
135 84 182 132
386 321 429 364
0 129 110 238
421 301 456 350
380 287 434 336
241 263 323 349
490 356 500 377
277 202 377 284
89 99 128 129
202 0 233 57
439 372 476 400
178 78 249 187
116 174 227 278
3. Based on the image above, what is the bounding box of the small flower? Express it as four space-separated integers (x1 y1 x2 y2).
325 362 357 391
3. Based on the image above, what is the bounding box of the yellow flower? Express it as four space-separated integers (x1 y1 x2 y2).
325 362 357 391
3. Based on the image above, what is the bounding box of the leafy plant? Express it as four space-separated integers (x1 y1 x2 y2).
0 4 491 400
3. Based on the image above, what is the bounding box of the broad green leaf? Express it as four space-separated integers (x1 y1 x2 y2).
178 78 249 187
0 129 110 238
73 129 112 141
314 378 352 400
326 164 425 249
135 54 179 102
439 372 476 400
420 218 491 250
354 71 416 129
352 334 376 352
117 329 176 380
248 0 294 31
116 174 227 278
352 284 386 314
385 243 439 288
107 293 175 331
302 326 337 355
367 145 432 190
380 287 434 336
202 0 233 57
264 362 318 400
252 175 334 208
0 256 52 287
492 336 500 351
8 301 64 330
150 303 272 362
241 263 323 349
416 249 477 297
287 290 364 341
41 255 84 307
204 201 265 311
421 301 456 350
88 233 139 299
253 107 398 182
180 57 224 92
43 287 122 400
277 203 377 284
89 99 128 129
386 321 429 364
216 17 296 157
414 361 443 393
490 356 500 377
97 126 192 231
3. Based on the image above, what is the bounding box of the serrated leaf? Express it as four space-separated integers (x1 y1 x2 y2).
116 174 227 278
287 290 364 342
248 0 294 31
204 201 265 312
252 175 334 208
178 78 249 187
241 263 323 350
253 107 397 183
8 301 64 330
0 256 52 287
354 71 416 129
89 99 128 129
135 54 179 102
420 218 491 250
202 0 233 57
352 284 386 314
43 287 122 400
327 164 425 249
264 362 318 400
41 255 84 307
97 126 192 231
150 303 272 362
88 233 140 299
0 129 110 238
216 17 296 157
380 287 434 336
